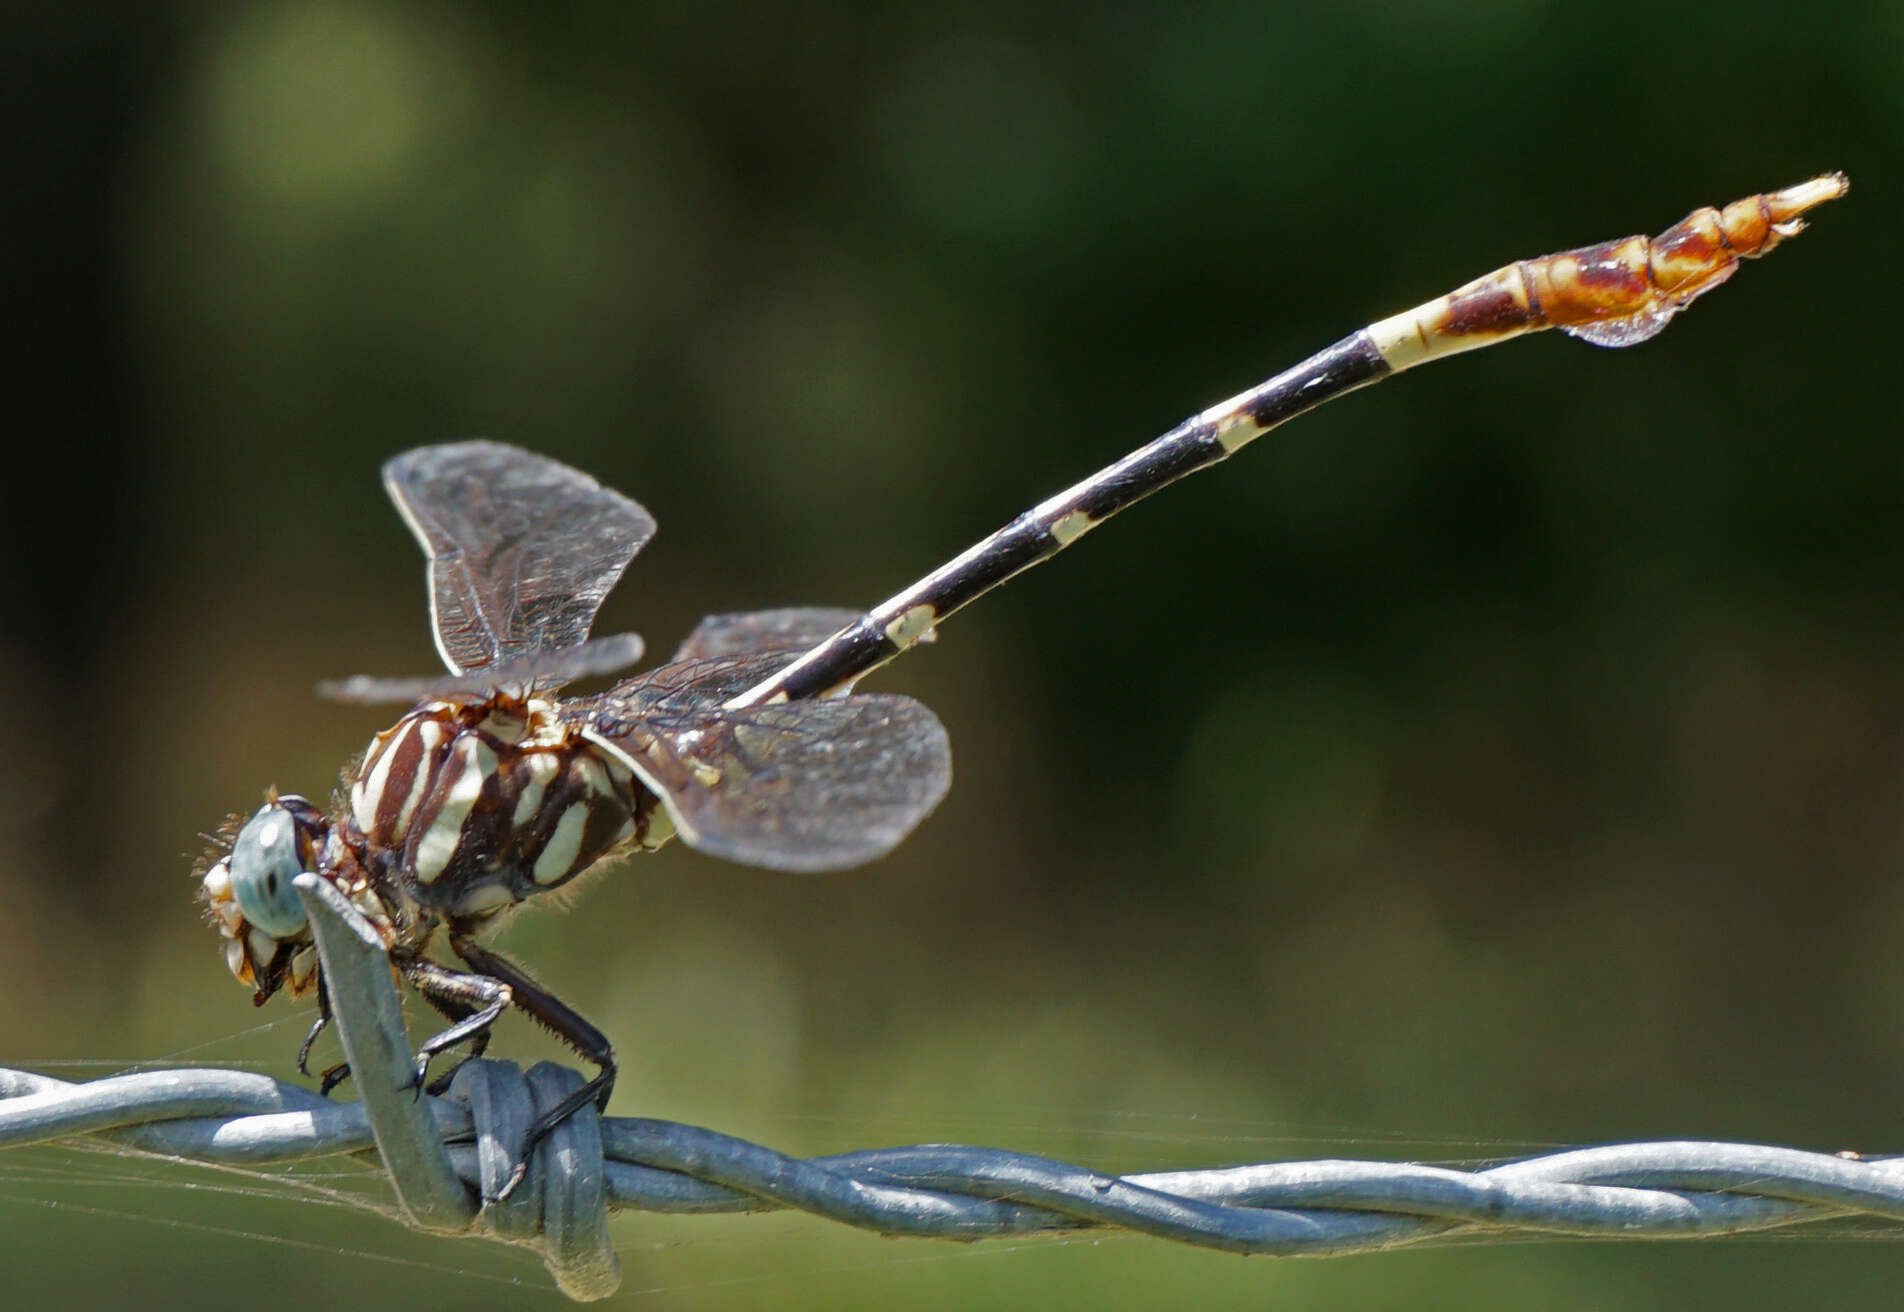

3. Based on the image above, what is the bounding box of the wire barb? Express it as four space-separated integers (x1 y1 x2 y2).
293 873 477 1236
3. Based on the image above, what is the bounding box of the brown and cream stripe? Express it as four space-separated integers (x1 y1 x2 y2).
349 696 670 923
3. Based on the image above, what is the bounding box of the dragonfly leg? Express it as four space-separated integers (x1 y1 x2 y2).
411 977 495 1094
296 974 335 1080
301 975 358 1096
450 933 617 1201
399 956 513 1100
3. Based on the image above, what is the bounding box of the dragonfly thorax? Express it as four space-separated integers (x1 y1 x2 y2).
346 694 670 926
201 693 678 1007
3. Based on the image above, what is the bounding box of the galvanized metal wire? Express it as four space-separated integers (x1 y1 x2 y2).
2 876 1895 1300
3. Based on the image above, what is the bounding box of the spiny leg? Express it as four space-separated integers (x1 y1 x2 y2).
297 973 332 1077
399 957 513 1099
413 978 496 1095
452 934 616 1200
301 957 510 1098
296 973 356 1097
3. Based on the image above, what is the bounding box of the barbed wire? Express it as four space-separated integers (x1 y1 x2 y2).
2 875 1895 1301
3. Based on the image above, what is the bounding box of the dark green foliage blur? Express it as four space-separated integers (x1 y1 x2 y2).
2 3 1899 1307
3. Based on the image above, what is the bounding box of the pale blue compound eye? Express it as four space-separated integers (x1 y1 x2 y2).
229 805 309 938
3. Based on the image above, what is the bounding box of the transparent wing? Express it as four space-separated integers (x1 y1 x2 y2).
384 441 657 674
591 651 796 716
672 607 938 663
319 631 646 704
672 608 864 662
579 654 952 872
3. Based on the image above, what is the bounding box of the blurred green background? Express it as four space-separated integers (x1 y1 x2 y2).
3 2 1901 1307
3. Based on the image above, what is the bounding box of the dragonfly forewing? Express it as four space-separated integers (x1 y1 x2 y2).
385 441 658 675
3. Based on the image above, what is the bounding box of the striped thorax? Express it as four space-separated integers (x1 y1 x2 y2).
199 692 677 1005
348 693 671 924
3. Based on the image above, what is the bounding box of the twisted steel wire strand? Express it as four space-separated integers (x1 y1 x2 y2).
2 876 1895 1299
5 1061 1901 1302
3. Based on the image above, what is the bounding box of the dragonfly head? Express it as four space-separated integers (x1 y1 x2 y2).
199 792 330 1004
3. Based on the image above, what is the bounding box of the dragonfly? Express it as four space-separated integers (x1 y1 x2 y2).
197 173 1847 1191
